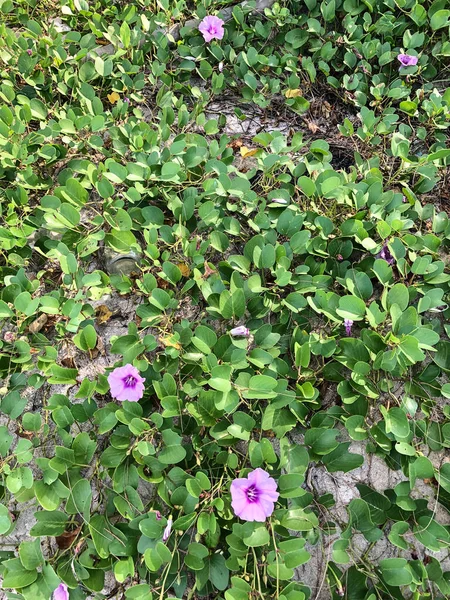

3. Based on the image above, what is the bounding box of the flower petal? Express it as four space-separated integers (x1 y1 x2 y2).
231 478 250 512
257 496 277 517
53 583 69 600
114 381 144 402
237 500 268 522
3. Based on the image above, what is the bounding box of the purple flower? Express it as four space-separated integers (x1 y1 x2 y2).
230 326 250 337
344 319 353 336
27 49 33 56
3 332 16 343
230 468 279 522
123 97 130 103
397 54 418 67
198 16 225 43
155 510 162 520
107 364 145 402
162 518 172 542
377 243 395 265
53 583 69 600
336 254 343 261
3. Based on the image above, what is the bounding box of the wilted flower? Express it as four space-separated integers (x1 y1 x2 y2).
198 15 225 43
336 254 343 261
231 468 279 522
27 49 32 56
218 61 224 72
3 332 16 343
397 53 418 67
344 319 353 336
230 326 250 337
162 517 173 542
53 583 69 600
377 242 395 265
107 364 145 402
155 510 162 520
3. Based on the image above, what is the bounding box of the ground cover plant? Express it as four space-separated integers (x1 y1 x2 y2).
1 0 450 598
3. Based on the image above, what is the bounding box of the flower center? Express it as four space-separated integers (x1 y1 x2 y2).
124 375 137 387
246 485 259 503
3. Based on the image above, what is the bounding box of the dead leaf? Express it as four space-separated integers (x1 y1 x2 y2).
285 88 303 98
307 121 319 133
240 146 259 158
203 261 216 278
16 427 34 440
177 262 190 277
61 355 75 368
95 304 113 325
160 335 182 350
55 526 82 550
156 277 170 290
227 138 243 150
28 314 48 334
107 91 120 104
321 101 332 117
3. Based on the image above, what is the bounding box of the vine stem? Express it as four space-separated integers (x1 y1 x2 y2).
252 547 264 599
270 521 280 599
159 538 178 600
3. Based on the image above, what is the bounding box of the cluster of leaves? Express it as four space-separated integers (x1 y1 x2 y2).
1 1 450 599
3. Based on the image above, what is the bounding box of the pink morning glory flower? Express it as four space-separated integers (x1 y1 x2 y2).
230 326 250 337
230 468 279 522
107 364 145 402
162 517 173 542
377 242 395 265
198 15 225 43
397 53 418 67
53 583 69 600
344 319 353 336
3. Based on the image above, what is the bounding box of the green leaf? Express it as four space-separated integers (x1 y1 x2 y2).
208 553 229 591
242 523 270 547
2 558 37 588
381 407 410 440
409 456 434 488
0 425 13 457
89 514 113 558
19 539 44 570
30 511 68 536
158 430 187 464
430 10 450 30
322 443 364 473
304 428 339 455
66 479 92 520
379 558 412 586
0 299 14 317
120 20 131 47
336 296 366 321
280 508 318 531
0 503 12 534
19 564 60 600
